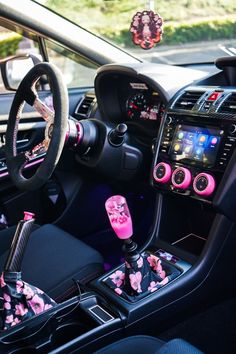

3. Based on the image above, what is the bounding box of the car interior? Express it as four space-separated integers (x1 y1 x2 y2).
0 1 236 353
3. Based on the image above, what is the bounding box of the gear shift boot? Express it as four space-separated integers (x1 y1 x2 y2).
0 212 56 330
104 251 181 302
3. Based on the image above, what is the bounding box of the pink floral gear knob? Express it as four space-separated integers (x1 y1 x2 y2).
105 195 133 239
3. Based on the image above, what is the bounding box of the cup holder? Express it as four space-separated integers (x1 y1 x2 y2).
51 322 88 348
0 297 102 353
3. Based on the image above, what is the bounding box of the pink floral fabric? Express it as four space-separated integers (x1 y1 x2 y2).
129 271 142 293
105 252 181 302
110 270 125 287
0 271 56 330
147 254 166 279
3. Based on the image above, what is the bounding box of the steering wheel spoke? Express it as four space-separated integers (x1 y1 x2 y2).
26 139 50 160
33 97 54 122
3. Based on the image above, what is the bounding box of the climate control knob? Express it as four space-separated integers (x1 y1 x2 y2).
153 162 172 183
172 167 192 189
193 173 216 196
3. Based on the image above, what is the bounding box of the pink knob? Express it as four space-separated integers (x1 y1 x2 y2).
172 167 192 189
105 195 133 239
23 211 35 221
193 173 216 196
153 162 172 183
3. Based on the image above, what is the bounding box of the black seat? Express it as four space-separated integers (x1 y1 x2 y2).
94 335 204 354
0 224 103 301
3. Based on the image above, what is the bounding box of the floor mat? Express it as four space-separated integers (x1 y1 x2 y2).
159 297 236 354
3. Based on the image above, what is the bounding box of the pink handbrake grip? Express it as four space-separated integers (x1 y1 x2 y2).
105 195 133 239
4 212 36 273
23 211 35 221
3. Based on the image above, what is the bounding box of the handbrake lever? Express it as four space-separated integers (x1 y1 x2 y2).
4 212 35 272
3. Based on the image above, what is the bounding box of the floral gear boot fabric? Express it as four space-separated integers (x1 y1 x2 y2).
0 271 56 330
104 252 181 302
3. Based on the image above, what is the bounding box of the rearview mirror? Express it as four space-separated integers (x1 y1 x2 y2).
0 54 41 91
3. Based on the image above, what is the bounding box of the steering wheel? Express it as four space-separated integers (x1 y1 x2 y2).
5 62 68 191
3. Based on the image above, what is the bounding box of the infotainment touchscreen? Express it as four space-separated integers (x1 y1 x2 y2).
170 124 224 166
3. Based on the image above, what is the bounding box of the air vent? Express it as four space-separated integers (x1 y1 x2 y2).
218 93 236 114
75 94 95 118
173 91 204 110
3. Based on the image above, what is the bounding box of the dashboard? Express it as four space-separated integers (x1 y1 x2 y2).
88 60 236 218
0 56 235 220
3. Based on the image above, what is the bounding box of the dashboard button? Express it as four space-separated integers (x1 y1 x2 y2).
193 173 216 196
171 167 192 189
166 116 173 125
207 92 221 101
229 124 236 135
153 162 171 183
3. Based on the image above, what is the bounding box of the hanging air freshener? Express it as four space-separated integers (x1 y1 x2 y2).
130 1 163 50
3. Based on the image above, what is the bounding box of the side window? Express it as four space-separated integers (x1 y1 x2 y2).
0 24 40 93
45 40 98 88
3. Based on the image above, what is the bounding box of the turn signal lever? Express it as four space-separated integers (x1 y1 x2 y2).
105 195 140 263
108 123 127 146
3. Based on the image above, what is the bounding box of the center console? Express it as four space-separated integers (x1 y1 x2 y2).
0 292 123 354
151 87 236 202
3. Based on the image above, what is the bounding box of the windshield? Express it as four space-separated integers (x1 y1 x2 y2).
36 0 236 65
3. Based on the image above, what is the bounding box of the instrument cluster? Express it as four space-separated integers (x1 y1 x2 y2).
126 90 165 122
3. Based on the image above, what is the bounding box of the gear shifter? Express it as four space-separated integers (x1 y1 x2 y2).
105 195 181 301
105 195 140 263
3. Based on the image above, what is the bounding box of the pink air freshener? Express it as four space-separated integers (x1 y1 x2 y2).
130 10 163 50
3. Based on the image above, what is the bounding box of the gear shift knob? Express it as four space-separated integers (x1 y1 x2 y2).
105 195 133 239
